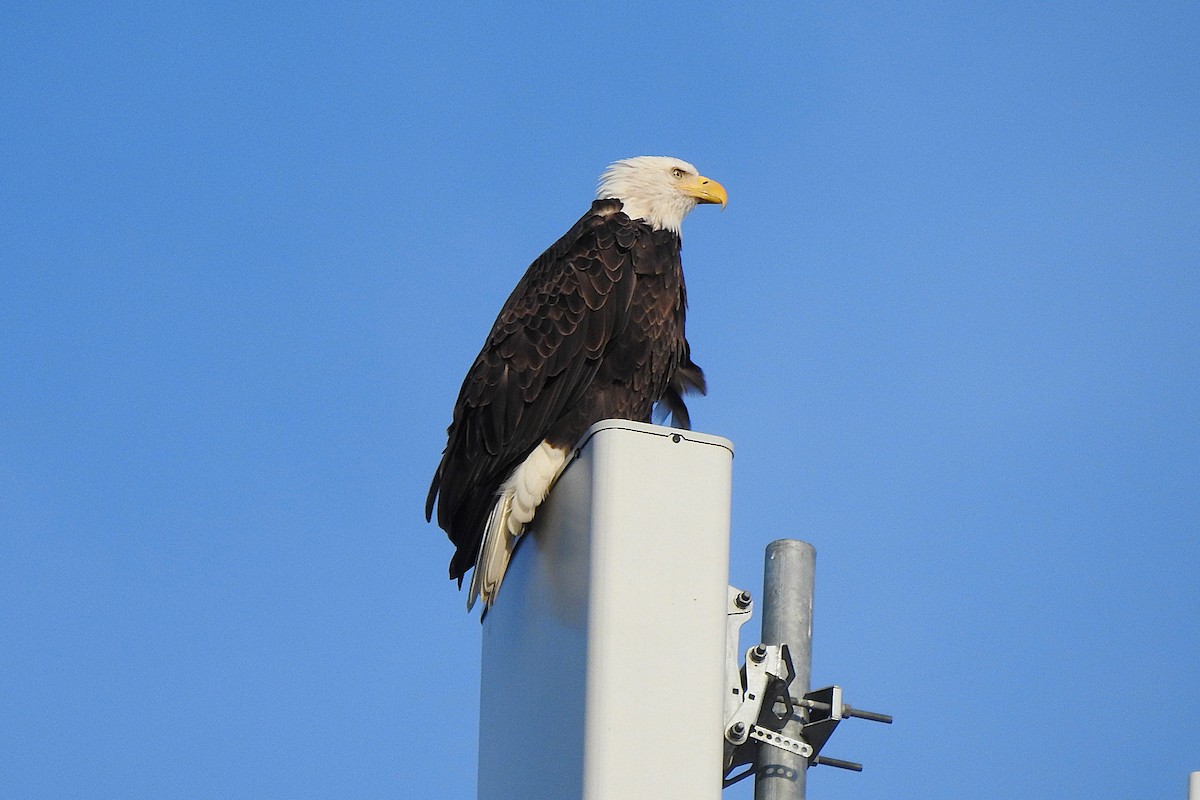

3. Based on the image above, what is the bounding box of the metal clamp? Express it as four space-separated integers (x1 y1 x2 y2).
722 586 892 785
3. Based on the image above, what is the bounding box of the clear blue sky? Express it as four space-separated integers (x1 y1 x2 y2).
3 3 1197 798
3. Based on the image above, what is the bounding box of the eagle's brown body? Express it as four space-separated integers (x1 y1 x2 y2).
426 198 704 584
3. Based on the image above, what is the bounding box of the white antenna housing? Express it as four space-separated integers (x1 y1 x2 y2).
477 420 734 800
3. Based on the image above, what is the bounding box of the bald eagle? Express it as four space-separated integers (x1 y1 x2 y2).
426 156 727 610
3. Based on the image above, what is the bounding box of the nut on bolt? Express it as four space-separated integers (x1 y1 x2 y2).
734 590 752 609
749 644 768 663
728 721 746 739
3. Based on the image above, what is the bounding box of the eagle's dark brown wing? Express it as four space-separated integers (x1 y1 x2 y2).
427 199 646 582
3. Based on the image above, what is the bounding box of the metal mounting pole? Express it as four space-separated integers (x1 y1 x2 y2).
754 540 815 800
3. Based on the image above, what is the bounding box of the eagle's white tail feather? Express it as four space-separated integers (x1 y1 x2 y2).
467 494 512 611
467 441 570 611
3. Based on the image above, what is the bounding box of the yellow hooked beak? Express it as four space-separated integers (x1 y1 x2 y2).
679 173 728 208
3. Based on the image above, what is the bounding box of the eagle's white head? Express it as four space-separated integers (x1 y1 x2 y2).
596 156 727 234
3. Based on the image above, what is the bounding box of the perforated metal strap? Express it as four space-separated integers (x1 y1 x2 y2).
749 724 813 758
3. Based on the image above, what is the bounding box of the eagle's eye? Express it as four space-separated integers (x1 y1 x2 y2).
671 168 685 179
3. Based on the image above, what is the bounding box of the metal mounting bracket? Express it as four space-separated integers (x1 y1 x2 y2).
721 586 892 786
